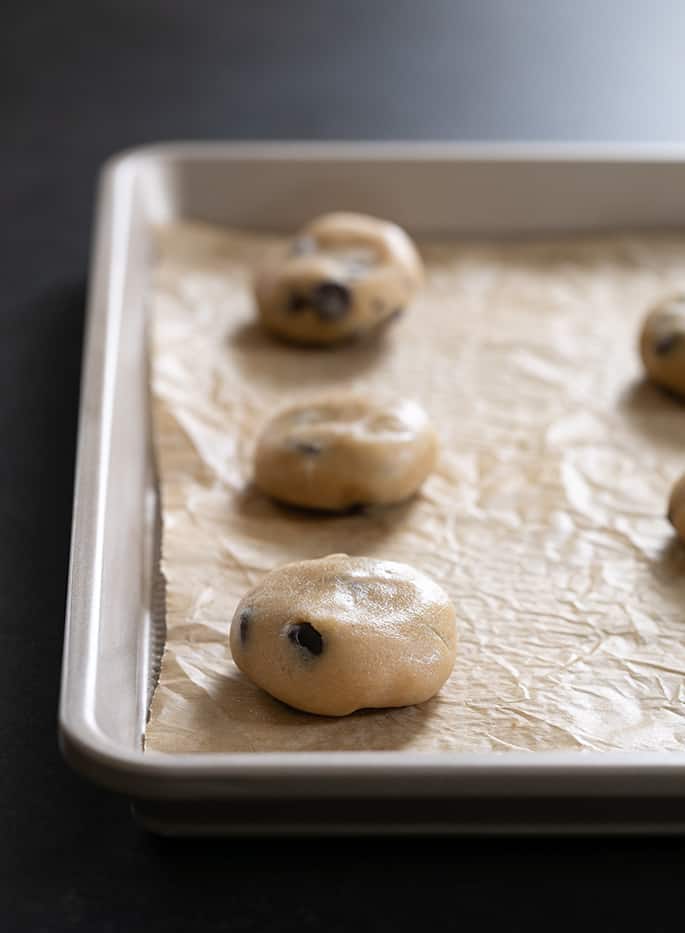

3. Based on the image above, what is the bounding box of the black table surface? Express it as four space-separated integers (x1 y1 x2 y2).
3 1 685 928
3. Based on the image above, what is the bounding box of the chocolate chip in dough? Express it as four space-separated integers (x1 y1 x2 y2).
287 292 309 313
654 333 682 355
640 299 685 396
287 621 324 656
254 212 423 345
254 395 438 511
228 554 457 716
311 281 351 321
239 608 252 644
291 440 323 456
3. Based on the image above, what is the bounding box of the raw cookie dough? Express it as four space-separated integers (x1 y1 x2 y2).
229 553 457 716
668 472 685 540
254 212 424 345
254 395 438 511
640 294 685 396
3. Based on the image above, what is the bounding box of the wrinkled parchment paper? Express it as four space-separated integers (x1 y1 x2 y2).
145 223 685 754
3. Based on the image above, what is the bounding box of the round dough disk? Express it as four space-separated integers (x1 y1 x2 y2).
640 294 685 396
229 553 457 716
668 472 685 541
254 395 438 511
254 212 424 345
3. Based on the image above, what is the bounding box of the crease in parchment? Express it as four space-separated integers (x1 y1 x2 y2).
145 222 685 754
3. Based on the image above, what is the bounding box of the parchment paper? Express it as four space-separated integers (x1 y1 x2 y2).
145 222 685 754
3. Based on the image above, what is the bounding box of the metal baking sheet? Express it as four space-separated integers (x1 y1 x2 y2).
59 143 685 834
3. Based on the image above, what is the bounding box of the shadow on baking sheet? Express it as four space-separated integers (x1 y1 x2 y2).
647 535 685 586
618 378 685 444
200 669 443 753
227 320 395 388
232 482 424 557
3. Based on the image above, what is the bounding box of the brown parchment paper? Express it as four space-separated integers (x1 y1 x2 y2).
145 222 685 754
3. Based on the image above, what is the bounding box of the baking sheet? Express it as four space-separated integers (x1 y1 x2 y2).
145 222 685 754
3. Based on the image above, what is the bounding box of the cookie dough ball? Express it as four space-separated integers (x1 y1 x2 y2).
229 554 457 716
668 472 685 541
254 212 424 345
640 295 685 396
254 395 438 511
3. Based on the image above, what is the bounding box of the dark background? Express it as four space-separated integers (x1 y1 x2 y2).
3 1 685 929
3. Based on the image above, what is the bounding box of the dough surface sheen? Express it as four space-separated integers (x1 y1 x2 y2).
229 554 458 716
254 394 438 511
640 294 685 396
255 212 424 345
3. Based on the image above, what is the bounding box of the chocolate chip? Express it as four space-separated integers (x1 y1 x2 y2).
291 440 323 456
287 292 309 313
287 621 323 656
310 281 351 321
655 333 682 355
239 608 252 644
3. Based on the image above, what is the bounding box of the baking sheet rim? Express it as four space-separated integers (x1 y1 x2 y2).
59 141 685 800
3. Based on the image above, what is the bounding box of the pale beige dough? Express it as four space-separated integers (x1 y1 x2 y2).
668 472 685 541
640 294 685 396
253 394 438 511
254 212 424 345
229 554 457 716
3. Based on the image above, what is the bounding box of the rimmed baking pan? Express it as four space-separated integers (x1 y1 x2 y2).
59 142 685 834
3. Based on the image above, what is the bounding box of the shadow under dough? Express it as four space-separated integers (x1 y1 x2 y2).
617 377 685 446
227 319 397 390
233 481 423 548
647 534 685 587
209 667 444 753
216 312 437 752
